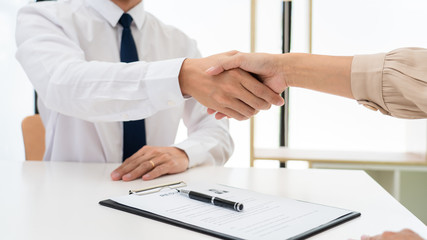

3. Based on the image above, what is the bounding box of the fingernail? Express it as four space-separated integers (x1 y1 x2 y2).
111 172 120 180
205 66 215 73
123 173 131 180
276 98 285 106
361 235 370 240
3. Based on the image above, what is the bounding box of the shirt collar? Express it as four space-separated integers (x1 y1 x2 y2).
87 0 145 30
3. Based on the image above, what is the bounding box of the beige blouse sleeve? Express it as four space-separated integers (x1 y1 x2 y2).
351 47 427 119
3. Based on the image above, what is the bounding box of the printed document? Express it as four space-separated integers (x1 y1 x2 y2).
109 183 356 240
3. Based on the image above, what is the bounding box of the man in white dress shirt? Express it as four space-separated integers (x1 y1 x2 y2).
16 0 283 181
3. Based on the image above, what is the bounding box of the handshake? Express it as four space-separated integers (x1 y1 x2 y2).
179 50 354 120
179 51 288 121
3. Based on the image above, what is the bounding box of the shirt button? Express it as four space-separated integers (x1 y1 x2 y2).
363 104 378 111
167 100 175 106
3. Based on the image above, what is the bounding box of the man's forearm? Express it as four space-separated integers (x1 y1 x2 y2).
283 53 354 99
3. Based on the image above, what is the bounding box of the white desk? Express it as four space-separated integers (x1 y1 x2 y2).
1 161 426 240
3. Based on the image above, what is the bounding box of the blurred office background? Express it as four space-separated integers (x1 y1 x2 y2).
1 0 426 224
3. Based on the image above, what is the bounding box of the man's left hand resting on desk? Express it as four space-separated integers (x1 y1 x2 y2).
111 146 189 181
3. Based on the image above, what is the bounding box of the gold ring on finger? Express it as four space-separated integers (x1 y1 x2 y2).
149 160 155 168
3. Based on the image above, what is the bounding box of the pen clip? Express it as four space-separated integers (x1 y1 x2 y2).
129 181 187 195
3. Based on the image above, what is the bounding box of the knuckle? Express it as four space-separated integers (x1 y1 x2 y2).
166 160 177 169
139 146 150 155
160 153 171 161
215 94 229 107
148 148 160 156
220 84 233 94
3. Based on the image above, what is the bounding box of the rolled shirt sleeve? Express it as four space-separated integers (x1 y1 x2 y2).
351 47 427 119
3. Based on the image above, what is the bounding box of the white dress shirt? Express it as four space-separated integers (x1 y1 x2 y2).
15 0 233 167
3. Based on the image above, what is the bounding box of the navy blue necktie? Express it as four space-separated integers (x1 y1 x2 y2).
119 13 146 161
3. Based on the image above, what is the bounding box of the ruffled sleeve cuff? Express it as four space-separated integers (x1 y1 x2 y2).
352 48 427 119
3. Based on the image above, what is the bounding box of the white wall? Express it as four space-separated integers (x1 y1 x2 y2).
0 0 34 161
289 0 427 153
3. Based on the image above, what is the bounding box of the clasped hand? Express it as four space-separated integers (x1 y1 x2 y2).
179 51 286 121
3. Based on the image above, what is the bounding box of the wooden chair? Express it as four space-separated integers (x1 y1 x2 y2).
21 114 45 161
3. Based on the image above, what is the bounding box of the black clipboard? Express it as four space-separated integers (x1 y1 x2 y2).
99 181 361 240
99 199 242 240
